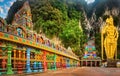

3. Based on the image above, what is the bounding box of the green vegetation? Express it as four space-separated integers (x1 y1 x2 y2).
6 0 120 58
6 0 87 56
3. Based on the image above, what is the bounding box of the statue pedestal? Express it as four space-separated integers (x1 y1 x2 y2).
107 59 117 67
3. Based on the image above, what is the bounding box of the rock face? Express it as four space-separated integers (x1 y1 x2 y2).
85 7 120 34
83 0 120 33
81 0 120 60
104 7 120 16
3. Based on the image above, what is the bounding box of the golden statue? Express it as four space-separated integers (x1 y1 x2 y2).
101 16 118 60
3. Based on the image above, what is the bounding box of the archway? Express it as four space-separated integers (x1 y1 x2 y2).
16 26 26 38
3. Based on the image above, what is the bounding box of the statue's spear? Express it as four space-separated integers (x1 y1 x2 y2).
101 25 104 60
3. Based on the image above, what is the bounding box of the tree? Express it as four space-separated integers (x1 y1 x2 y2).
59 19 84 55
95 33 101 57
33 1 63 38
6 0 87 57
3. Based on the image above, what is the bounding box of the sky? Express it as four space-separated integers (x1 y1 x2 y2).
85 0 95 4
0 0 16 19
0 0 95 19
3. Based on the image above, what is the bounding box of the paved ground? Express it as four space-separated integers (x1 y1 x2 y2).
6 67 120 76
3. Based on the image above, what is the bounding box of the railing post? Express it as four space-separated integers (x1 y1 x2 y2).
13 50 16 68
43 51 47 71
26 48 32 73
18 50 23 74
7 45 13 74
54 54 56 70
33 62 37 72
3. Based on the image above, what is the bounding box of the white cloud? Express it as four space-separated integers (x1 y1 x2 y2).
8 0 16 6
0 0 4 2
0 13 6 19
0 6 4 14
85 0 95 4
9 1 14 6
4 4 10 11
0 0 16 18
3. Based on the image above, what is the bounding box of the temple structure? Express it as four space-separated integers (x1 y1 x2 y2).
0 1 79 75
83 39 96 59
81 38 101 67
12 1 33 30
11 1 33 38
